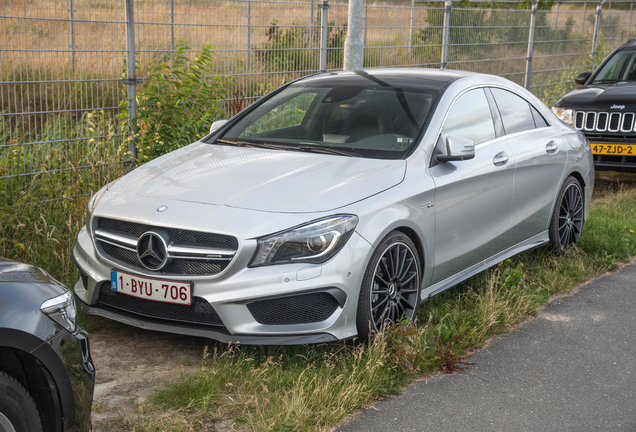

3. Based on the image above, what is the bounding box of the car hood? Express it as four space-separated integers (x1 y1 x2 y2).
555 81 636 111
108 142 407 213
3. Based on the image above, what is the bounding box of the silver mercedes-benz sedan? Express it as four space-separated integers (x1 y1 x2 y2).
73 69 594 344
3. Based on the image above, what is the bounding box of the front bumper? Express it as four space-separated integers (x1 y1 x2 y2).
45 328 95 432
588 139 636 172
72 223 373 345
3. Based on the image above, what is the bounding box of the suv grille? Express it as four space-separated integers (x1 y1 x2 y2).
95 217 238 275
575 110 636 133
98 283 226 328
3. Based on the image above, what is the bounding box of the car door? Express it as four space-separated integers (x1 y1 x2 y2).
489 88 568 245
429 88 515 285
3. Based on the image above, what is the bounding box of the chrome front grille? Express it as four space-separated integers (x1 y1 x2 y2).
95 217 238 275
575 110 636 133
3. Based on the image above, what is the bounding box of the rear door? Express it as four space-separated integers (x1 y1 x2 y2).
430 88 515 284
489 88 568 245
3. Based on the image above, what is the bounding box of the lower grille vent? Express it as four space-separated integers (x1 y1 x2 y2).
98 283 225 327
247 292 340 325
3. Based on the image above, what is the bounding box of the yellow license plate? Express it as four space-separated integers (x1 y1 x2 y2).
591 143 635 156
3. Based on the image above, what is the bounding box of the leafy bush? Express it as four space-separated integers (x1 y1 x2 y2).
121 41 231 163
253 19 347 72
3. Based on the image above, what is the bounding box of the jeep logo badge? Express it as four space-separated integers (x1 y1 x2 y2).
611 104 626 110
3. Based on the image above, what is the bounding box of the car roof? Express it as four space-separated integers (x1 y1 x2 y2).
294 68 475 92
619 37 636 51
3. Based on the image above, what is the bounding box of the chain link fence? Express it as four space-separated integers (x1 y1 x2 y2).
2 0 635 206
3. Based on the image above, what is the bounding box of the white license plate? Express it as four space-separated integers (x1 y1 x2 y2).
110 270 192 305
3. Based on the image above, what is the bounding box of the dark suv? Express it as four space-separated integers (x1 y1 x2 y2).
552 38 636 172
0 258 95 432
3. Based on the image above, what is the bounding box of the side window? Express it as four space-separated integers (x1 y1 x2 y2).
441 89 496 145
490 88 536 135
530 105 549 128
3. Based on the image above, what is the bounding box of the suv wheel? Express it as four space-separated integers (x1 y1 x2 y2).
0 371 42 432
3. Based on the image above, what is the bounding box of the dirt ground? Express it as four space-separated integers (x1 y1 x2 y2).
89 319 249 431
90 319 201 424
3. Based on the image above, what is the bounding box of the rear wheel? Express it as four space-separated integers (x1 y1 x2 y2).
549 176 584 254
356 231 421 341
0 372 42 432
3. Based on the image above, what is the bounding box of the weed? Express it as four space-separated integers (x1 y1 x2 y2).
434 319 476 374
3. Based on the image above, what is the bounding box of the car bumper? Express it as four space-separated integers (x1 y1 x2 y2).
48 328 95 432
72 224 373 344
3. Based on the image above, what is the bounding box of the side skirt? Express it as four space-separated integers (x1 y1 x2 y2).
422 231 549 300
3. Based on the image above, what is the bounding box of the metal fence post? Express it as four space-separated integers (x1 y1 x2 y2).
409 0 415 51
125 0 137 160
310 0 315 46
247 0 252 70
69 0 76 71
591 2 603 71
440 0 452 69
554 0 560 27
170 0 175 54
582 1 587 32
344 0 364 70
319 0 330 71
524 1 538 89
629 1 634 34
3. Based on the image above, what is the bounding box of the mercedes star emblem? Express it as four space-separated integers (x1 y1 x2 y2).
136 232 169 271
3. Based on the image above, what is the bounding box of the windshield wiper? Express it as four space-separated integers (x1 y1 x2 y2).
216 139 287 151
591 79 629 83
297 145 360 157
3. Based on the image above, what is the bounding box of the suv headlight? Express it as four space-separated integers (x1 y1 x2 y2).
250 215 359 267
551 107 574 126
41 291 77 333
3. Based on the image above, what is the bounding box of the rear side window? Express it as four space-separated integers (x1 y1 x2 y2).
441 88 495 145
490 88 536 135
531 105 549 128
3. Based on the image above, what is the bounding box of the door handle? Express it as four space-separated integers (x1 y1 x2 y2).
546 141 558 154
493 151 509 167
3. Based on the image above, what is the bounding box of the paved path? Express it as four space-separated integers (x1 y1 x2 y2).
337 261 636 431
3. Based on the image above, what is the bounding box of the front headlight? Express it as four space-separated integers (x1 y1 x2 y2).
250 215 359 267
41 291 77 333
551 107 574 126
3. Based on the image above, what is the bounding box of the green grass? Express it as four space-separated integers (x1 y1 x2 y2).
5 174 634 431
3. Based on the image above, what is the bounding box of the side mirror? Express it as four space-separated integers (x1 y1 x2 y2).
575 71 591 86
210 120 228 134
436 136 475 163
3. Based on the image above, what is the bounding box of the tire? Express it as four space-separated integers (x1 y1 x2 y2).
549 176 584 254
356 230 422 341
0 372 42 432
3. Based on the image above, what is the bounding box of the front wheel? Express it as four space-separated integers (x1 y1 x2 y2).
549 176 584 254
0 372 42 432
356 231 421 341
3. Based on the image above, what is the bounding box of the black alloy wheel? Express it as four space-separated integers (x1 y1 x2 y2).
549 176 584 253
357 231 421 341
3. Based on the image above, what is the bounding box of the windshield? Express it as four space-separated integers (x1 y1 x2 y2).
218 80 437 159
592 50 636 84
